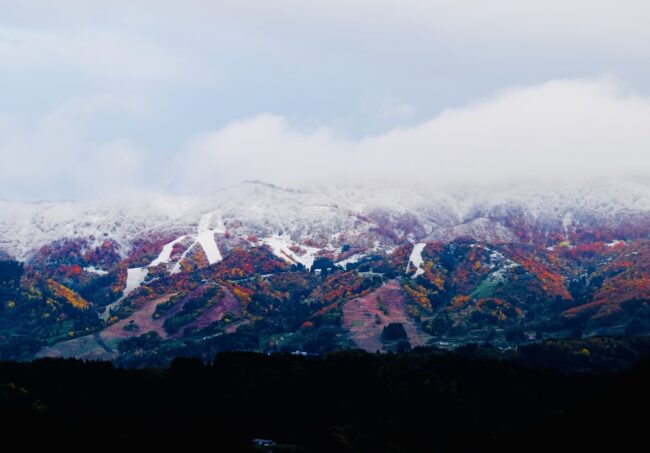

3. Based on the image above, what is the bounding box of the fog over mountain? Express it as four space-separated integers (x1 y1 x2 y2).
175 79 650 193
3 1 650 200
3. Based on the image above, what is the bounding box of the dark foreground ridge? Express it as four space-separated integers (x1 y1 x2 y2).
2 340 650 451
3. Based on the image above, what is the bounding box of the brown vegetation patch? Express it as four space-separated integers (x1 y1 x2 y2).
343 280 424 352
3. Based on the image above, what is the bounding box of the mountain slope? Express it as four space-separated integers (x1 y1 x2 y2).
6 179 650 257
4 179 650 363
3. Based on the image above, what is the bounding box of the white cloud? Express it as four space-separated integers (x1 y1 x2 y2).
8 1 650 70
0 26 187 81
0 95 147 200
173 0 650 64
176 79 650 193
176 115 350 192
75 140 144 191
23 0 649 44
234 0 650 38
3 2 650 202
5 78 650 201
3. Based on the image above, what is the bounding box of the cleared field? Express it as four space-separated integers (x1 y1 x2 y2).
37 293 177 360
172 286 242 337
343 279 425 352
37 286 247 360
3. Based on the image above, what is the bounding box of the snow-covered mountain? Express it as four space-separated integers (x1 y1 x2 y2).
6 178 650 362
3 179 650 264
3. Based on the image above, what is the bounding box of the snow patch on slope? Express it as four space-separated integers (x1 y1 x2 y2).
101 266 149 321
196 231 222 264
485 260 520 286
170 212 224 273
149 236 187 267
123 267 148 297
335 253 367 269
83 266 108 276
105 212 226 316
406 243 426 278
261 235 320 270
195 212 224 265
427 217 517 243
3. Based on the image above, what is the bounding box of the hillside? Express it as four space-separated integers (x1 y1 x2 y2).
3 180 650 363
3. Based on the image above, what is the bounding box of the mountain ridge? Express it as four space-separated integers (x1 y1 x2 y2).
4 178 650 261
4 179 650 363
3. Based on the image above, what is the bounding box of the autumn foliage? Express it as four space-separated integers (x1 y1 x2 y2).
47 279 90 310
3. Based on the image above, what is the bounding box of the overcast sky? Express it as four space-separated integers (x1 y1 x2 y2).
2 0 650 201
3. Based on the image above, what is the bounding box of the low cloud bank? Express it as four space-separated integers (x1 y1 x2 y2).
177 79 650 192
